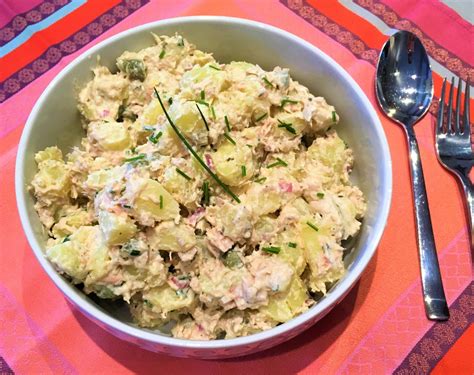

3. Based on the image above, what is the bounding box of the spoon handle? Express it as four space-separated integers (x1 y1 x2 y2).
406 127 449 320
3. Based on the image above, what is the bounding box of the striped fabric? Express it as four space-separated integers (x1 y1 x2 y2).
0 1 472 373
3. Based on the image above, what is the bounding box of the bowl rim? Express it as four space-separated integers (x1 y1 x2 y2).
15 15 392 350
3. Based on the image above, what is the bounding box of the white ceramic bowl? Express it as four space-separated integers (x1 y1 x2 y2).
16 16 392 358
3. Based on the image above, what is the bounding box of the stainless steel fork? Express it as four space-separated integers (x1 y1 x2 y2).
436 77 473 249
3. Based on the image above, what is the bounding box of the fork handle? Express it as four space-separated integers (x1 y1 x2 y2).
457 172 474 250
405 127 449 320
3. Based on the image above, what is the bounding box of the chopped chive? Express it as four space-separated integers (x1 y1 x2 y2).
130 250 141 256
241 165 247 177
306 221 319 232
195 104 209 131
202 181 210 205
130 146 136 154
195 99 209 107
224 115 231 131
317 192 325 198
159 49 165 59
280 98 299 108
168 97 173 105
262 246 281 254
254 176 267 184
124 153 146 163
143 125 155 131
155 89 241 203
177 37 184 47
200 90 205 100
332 110 337 122
255 113 268 122
159 195 164 209
62 235 71 243
122 204 132 209
262 76 274 88
267 157 287 168
176 168 192 180
223 132 236 145
148 131 163 144
209 64 221 70
210 105 216 119
277 119 297 134
288 242 297 248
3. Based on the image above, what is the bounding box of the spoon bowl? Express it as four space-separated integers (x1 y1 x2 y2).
376 30 449 321
376 30 433 126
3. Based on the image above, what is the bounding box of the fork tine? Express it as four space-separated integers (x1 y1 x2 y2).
455 77 462 134
437 78 447 134
447 77 455 133
463 79 471 140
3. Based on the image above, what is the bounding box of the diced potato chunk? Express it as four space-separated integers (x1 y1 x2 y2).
46 226 111 284
260 277 308 322
147 221 196 252
169 100 208 146
132 179 180 223
89 121 131 151
98 210 137 246
141 98 164 126
31 160 70 201
35 146 63 164
212 142 255 186
143 284 195 314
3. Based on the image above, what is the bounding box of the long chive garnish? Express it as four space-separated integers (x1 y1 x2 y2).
280 98 298 108
262 246 281 254
176 168 191 180
254 176 267 184
155 89 240 203
277 119 297 134
209 65 221 70
202 181 210 205
306 221 319 232
224 115 231 131
223 132 236 145
267 157 287 168
255 113 268 122
195 104 209 131
262 76 274 88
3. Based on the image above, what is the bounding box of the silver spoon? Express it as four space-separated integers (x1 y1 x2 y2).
376 30 449 320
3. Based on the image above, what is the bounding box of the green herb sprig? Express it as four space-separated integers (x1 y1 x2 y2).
277 119 297 134
124 154 146 163
263 76 274 88
280 98 299 108
306 221 319 232
148 131 163 144
267 157 288 168
262 246 281 254
176 168 192 180
155 89 240 203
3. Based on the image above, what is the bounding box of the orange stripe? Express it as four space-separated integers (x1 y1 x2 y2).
432 324 474 375
306 0 387 50
0 0 120 82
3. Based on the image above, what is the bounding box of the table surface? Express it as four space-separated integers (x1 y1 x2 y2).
0 1 472 374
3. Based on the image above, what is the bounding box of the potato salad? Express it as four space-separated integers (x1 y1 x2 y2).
31 34 366 340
